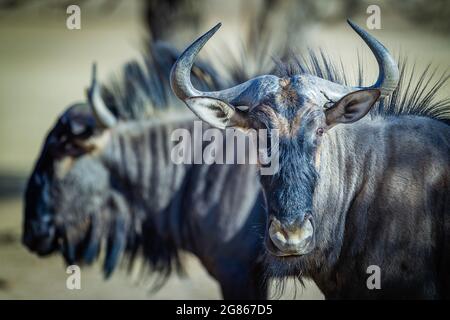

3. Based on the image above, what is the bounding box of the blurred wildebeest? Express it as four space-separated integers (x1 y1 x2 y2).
172 21 450 299
22 43 270 299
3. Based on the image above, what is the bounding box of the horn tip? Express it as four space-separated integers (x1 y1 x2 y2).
346 19 360 31
91 62 98 86
209 22 222 35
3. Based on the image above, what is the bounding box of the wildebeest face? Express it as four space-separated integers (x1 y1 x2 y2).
254 81 380 256
23 103 112 261
171 22 391 259
256 80 326 257
24 64 125 265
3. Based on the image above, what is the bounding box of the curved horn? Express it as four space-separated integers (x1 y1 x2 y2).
170 23 271 105
87 63 117 128
348 20 399 98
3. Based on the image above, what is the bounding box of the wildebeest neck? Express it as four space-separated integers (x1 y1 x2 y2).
101 118 193 243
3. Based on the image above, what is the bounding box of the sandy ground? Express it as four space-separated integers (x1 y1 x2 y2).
0 1 448 299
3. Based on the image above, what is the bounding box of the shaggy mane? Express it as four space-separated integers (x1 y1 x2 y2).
101 42 227 122
274 50 450 124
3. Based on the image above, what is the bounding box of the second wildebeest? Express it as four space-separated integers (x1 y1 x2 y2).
22 44 268 299
171 21 450 299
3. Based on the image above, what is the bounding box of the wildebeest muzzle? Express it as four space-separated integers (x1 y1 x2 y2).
266 214 315 256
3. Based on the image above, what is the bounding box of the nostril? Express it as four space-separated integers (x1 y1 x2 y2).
38 224 54 238
269 221 286 247
27 220 55 240
269 219 293 251
23 221 56 254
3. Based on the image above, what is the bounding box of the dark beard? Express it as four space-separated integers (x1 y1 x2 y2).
55 190 131 278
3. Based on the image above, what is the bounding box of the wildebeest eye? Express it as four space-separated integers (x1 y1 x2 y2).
68 119 95 139
316 128 324 136
58 140 85 158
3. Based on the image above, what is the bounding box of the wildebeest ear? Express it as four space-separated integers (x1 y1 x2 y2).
325 89 380 127
185 97 251 130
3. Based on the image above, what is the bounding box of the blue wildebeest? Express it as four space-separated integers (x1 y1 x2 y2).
22 44 268 299
171 21 450 299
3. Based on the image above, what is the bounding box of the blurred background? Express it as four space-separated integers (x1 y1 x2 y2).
0 0 448 299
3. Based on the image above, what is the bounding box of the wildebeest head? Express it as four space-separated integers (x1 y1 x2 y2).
23 65 122 264
171 21 398 257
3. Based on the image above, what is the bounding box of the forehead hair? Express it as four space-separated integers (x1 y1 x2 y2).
255 100 322 139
